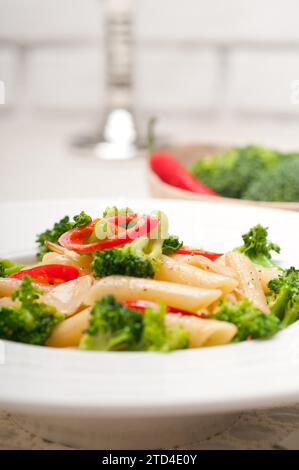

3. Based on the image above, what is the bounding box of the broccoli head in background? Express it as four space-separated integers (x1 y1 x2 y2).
244 157 299 202
0 276 63 345
235 224 280 268
214 299 281 342
191 145 281 199
92 237 162 278
268 267 299 326
79 295 189 352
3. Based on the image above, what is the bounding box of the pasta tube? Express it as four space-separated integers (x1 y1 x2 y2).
225 252 269 313
165 314 237 347
171 253 236 279
42 251 92 276
255 266 280 293
41 275 93 317
0 278 22 297
155 255 238 294
85 275 222 312
46 307 91 348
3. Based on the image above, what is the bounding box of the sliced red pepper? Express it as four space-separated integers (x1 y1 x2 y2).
10 264 80 285
176 247 223 261
123 300 207 319
58 213 159 253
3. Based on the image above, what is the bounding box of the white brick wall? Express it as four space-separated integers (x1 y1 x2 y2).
0 0 103 42
227 50 299 114
135 0 299 43
134 47 219 113
0 48 18 107
0 0 299 118
28 47 105 111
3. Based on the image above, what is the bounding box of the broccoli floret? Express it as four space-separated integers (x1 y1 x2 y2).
92 237 162 278
162 235 183 255
244 157 299 202
141 303 189 351
0 259 24 277
36 211 92 259
191 145 280 199
80 295 143 351
0 276 63 345
235 224 280 268
268 267 299 326
36 216 74 259
79 295 189 352
73 211 92 228
214 300 281 342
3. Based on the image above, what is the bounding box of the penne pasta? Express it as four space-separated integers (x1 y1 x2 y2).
155 255 238 294
84 275 222 312
171 253 236 279
165 314 237 347
0 278 52 297
225 252 269 313
255 266 280 293
46 307 91 348
41 275 93 317
42 251 92 276
0 278 22 297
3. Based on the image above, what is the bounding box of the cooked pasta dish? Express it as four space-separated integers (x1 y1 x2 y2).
0 206 297 352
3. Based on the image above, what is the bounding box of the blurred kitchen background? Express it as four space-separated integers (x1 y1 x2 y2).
1 0 299 201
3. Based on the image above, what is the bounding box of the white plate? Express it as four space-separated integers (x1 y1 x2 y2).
0 197 299 423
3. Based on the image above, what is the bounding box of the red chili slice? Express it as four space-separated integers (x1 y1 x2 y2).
123 300 207 319
58 213 159 253
10 264 80 285
176 247 223 261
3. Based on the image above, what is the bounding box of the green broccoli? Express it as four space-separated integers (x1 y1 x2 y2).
36 216 74 259
191 145 280 199
72 211 92 228
0 276 63 345
235 224 280 268
79 295 143 351
214 300 281 342
141 303 189 351
0 259 25 277
244 157 299 202
268 267 299 326
92 237 162 278
162 235 183 255
36 211 92 259
79 295 189 352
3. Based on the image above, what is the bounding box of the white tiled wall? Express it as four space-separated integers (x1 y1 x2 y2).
0 0 102 41
28 47 105 111
134 47 219 113
136 0 299 43
227 50 299 114
0 48 18 107
0 0 299 118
